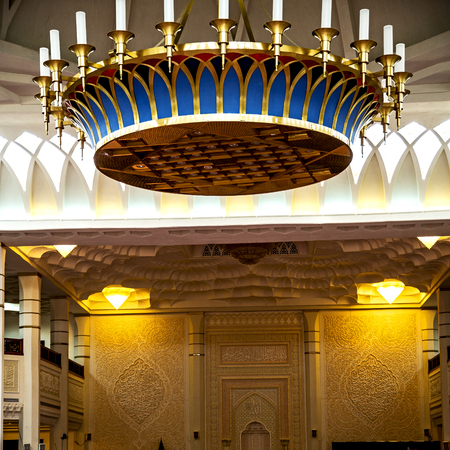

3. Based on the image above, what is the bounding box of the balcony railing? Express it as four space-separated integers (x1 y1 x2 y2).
69 359 84 378
428 353 440 372
40 345 61 367
4 338 23 355
428 345 450 373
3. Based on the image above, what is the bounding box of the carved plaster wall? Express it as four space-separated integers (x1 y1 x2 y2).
4 360 19 393
323 312 421 448
92 315 186 450
206 312 305 450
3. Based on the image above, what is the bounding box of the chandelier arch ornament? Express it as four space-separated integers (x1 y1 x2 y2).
33 0 412 196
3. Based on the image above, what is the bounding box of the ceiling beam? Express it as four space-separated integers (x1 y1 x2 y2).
335 0 355 60
406 30 450 60
0 71 33 84
410 61 450 83
1 0 23 41
0 84 21 104
0 39 39 63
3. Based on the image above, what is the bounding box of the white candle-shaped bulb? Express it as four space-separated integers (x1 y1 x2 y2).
383 25 393 55
164 0 174 22
39 47 50 76
50 30 61 60
321 0 332 28
272 0 283 21
396 43 405 72
359 9 369 40
76 11 87 44
218 0 229 19
116 0 126 30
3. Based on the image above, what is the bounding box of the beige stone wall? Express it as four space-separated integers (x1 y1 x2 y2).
92 315 186 450
322 311 422 448
205 312 305 450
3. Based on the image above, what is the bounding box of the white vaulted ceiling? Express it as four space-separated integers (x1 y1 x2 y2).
0 0 450 312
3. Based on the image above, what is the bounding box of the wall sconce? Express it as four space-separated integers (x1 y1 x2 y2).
54 245 77 258
102 285 134 309
417 236 441 249
372 279 405 304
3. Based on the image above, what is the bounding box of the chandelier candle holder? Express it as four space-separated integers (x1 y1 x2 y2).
210 19 237 70
107 30 135 80
32 75 53 134
264 20 292 70
35 0 412 196
155 22 182 73
69 44 96 92
312 27 340 76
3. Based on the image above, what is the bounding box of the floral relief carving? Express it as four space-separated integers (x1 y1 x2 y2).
113 358 165 426
93 316 185 450
345 354 399 422
324 313 421 449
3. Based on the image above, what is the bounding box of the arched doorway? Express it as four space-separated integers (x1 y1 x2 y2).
241 421 270 450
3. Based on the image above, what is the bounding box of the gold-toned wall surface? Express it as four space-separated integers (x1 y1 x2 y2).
92 315 186 449
206 312 305 450
323 311 422 448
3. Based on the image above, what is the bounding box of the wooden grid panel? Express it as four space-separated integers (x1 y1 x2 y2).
95 121 351 195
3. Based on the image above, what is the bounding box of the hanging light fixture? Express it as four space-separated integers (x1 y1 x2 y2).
102 285 134 309
417 236 441 250
372 280 405 304
34 0 411 196
54 245 77 258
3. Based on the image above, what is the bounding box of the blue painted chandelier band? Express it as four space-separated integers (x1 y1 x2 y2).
64 44 380 150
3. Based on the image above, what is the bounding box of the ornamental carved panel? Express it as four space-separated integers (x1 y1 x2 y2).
93 316 186 450
68 381 83 406
206 311 305 450
40 370 60 396
4 360 19 393
323 312 421 449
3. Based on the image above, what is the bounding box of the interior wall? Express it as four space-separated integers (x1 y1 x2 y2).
321 310 423 448
205 311 305 450
90 314 187 449
4 312 19 338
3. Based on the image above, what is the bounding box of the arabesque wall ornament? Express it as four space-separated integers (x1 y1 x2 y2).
34 0 411 196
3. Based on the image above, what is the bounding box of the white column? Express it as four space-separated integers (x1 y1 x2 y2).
421 309 438 438
19 273 42 450
189 313 205 450
74 316 90 450
304 311 321 450
438 289 450 444
50 298 70 450
0 245 5 446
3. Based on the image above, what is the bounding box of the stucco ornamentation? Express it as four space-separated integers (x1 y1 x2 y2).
93 316 185 450
324 313 421 448
113 358 165 426
68 381 83 405
206 311 304 450
40 370 60 396
4 360 19 393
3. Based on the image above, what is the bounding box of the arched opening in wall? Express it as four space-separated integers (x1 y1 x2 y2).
241 421 270 450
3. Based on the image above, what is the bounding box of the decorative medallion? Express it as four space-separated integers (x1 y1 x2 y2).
345 354 399 422
113 358 165 425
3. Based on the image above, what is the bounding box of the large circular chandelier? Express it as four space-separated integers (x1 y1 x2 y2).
34 0 411 196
